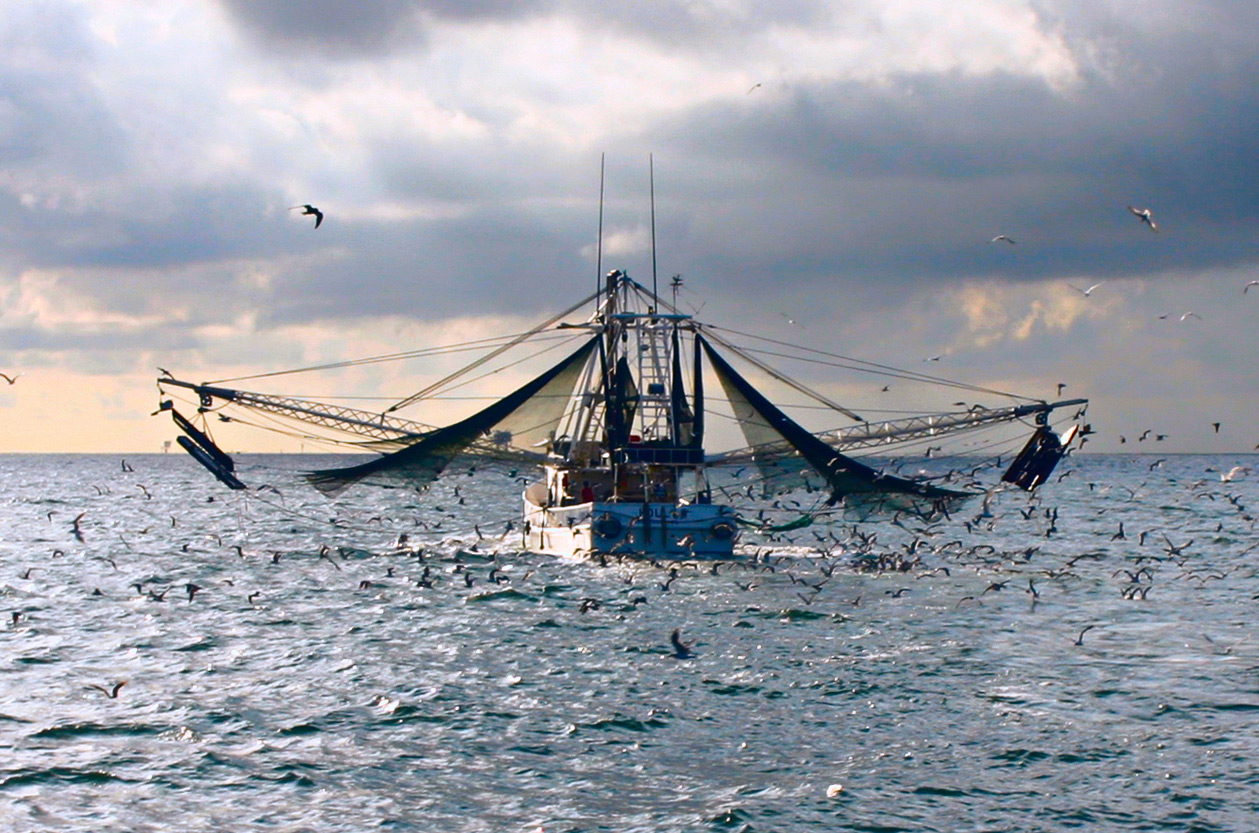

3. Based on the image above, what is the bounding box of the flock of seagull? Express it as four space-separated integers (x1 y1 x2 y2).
993 204 1156 246
989 203 1259 315
6 199 1256 703
7 446 1254 703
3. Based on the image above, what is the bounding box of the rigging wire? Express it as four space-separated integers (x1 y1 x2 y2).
400 332 588 402
617 275 1036 419
386 287 603 414
205 331 573 385
704 324 1040 403
719 342 1032 402
222 394 530 403
198 334 588 455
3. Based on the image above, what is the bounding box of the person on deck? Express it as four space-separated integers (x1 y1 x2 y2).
580 481 595 503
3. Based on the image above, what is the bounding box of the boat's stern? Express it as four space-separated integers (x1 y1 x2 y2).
524 486 738 559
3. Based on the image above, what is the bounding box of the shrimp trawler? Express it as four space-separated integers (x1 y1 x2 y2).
154 266 1088 560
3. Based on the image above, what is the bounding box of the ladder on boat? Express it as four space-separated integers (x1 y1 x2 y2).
635 319 672 442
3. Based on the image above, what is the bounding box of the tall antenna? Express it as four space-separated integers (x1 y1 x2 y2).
649 153 659 306
596 153 606 309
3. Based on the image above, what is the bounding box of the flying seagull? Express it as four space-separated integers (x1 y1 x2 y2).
1180 311 1202 321
1127 205 1157 231
290 204 323 229
87 680 127 699
1222 465 1250 482
990 235 1016 245
1067 282 1102 297
670 629 693 659
1245 280 1259 293
0 372 18 385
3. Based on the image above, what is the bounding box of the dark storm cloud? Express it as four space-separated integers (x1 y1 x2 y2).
0 3 127 180
0 182 305 276
216 0 537 56
0 325 198 356
216 0 428 55
10 0 1259 333
640 17 1259 304
216 0 830 58
258 1 1258 319
571 0 831 50
262 203 596 325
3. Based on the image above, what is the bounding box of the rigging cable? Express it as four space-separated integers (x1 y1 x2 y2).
205 330 573 385
386 286 603 414
703 324 1040 404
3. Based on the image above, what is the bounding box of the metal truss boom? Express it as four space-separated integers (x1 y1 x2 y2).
711 399 1087 463
159 379 433 443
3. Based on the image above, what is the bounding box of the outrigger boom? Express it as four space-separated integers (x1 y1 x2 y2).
713 398 1089 463
158 379 435 447
164 374 1085 464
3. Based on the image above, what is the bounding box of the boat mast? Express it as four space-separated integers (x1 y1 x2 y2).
649 153 659 304
596 153 605 310
605 269 621 494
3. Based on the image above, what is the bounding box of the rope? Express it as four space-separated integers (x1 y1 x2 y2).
386 286 602 414
206 331 571 385
705 324 1039 404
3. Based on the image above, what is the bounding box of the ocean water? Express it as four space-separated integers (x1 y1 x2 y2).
1 452 1258 832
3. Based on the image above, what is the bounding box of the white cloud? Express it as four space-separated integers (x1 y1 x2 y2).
1 268 183 333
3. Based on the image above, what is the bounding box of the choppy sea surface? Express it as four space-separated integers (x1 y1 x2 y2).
2 452 1258 832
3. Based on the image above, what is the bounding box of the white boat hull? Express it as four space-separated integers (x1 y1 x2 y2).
523 492 738 559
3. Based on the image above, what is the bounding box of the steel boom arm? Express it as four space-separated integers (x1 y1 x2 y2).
711 399 1087 463
158 379 434 443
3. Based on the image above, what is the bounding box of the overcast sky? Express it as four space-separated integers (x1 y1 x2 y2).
1 0 1258 454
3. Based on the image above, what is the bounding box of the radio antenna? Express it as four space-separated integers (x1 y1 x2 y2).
596 153 606 310
649 153 658 307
